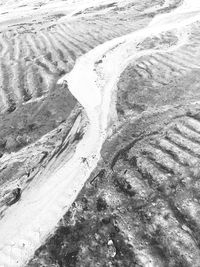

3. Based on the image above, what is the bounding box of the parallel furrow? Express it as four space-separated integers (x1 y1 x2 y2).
55 25 94 51
20 34 32 59
30 33 59 75
44 31 68 72
4 33 14 60
36 66 52 94
82 22 108 43
166 132 200 162
18 61 33 102
50 32 75 69
150 54 178 73
13 35 22 61
136 155 171 188
185 117 200 134
89 19 124 37
139 59 168 85
174 123 200 146
174 50 200 68
155 138 199 167
178 46 199 59
26 65 48 98
0 60 9 111
26 34 41 58
56 29 86 55
166 129 200 158
31 34 46 52
0 61 17 111
148 56 172 75
16 37 34 102
132 68 144 78
134 63 152 79
55 31 83 59
69 23 101 47
39 31 64 74
27 65 41 98
0 35 9 57
62 21 115 43
54 28 77 60
10 62 26 101
141 145 186 176
165 52 199 69
152 53 188 74
56 23 86 54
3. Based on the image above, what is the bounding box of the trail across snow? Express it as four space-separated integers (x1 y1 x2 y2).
0 0 200 266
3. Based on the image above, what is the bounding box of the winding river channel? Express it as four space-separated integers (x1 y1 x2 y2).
0 0 200 266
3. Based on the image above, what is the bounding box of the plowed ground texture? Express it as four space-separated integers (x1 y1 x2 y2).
0 0 187 265
0 0 182 154
27 103 200 267
0 0 183 219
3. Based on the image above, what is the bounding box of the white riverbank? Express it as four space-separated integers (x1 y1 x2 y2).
0 0 200 266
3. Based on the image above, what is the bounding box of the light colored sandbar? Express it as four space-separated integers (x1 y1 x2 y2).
1 0 200 266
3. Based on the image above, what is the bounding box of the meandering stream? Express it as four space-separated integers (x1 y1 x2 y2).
0 0 200 266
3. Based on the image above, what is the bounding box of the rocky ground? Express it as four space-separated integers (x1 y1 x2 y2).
3 0 200 266
28 103 200 267
0 0 173 220
25 1 200 267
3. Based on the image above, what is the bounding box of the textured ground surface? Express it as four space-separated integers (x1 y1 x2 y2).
0 0 173 218
29 104 200 267
24 1 200 267
3 0 200 266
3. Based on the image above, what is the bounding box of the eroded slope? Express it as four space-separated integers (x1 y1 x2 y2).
27 3 200 267
0 0 181 227
0 0 190 266
28 104 200 267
